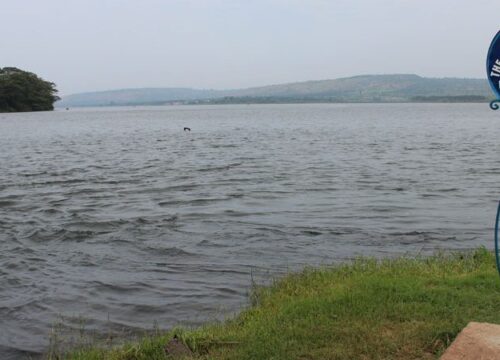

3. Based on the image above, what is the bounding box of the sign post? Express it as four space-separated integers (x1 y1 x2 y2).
495 202 500 276
488 31 500 276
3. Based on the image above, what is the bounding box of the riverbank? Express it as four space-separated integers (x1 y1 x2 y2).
50 248 500 359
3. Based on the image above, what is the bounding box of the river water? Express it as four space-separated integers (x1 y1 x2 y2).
0 104 499 358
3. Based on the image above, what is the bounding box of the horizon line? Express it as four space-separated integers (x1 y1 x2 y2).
61 73 488 97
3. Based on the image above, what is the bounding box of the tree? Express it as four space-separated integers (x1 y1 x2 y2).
0 67 60 112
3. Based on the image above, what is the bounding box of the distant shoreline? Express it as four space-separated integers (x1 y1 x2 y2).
55 97 491 109
56 74 491 108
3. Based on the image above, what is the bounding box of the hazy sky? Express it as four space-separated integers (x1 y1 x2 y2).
1 0 499 95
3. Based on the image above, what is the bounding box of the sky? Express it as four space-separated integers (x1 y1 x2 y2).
1 0 499 95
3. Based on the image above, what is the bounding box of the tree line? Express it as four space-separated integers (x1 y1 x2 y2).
0 67 59 112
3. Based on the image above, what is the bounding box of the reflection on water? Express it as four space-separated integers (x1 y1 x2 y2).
0 103 499 357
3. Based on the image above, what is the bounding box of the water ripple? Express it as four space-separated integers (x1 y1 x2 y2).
0 103 497 357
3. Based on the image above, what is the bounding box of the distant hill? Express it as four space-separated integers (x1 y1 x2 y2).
57 74 491 107
57 88 226 107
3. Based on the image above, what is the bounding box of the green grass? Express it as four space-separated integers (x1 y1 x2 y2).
50 248 500 359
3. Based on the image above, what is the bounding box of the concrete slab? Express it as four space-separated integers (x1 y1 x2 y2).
440 322 500 360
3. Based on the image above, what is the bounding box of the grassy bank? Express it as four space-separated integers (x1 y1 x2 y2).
53 248 500 359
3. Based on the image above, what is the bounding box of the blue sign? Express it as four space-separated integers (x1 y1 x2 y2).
487 31 500 110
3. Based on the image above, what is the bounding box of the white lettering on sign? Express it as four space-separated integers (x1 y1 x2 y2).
491 59 500 77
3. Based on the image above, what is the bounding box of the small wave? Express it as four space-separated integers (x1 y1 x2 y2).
134 215 179 228
301 229 322 236
197 163 242 172
391 187 406 192
390 231 437 236
0 344 40 360
214 287 241 295
196 239 229 248
25 228 97 242
159 198 226 207
329 228 358 235
26 178 87 186
223 210 251 217
0 200 16 207
198 267 251 276
66 219 127 232
210 144 238 148
254 226 288 235
48 169 83 177
18 171 48 177
144 246 195 257
90 280 148 293
38 208 62 215
387 231 456 244
135 217 151 224
420 193 442 198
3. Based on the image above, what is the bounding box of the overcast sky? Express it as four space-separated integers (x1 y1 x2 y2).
1 0 499 95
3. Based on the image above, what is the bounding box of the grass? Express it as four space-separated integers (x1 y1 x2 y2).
49 248 500 359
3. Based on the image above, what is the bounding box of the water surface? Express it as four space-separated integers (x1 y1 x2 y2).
0 104 499 358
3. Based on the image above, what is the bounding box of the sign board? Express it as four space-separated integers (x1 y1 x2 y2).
487 31 500 110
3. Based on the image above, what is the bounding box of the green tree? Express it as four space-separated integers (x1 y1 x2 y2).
0 67 60 112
